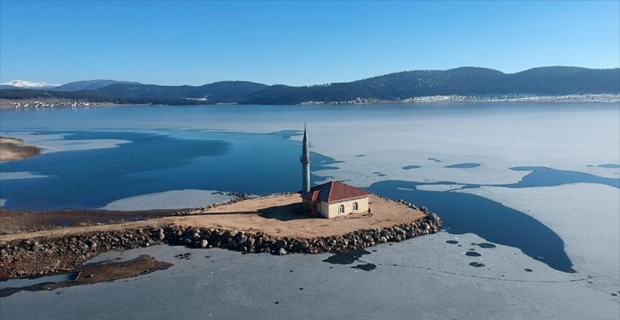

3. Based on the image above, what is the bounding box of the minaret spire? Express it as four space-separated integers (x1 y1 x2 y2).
300 123 311 194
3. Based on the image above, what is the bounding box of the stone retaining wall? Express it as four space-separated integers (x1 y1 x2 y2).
0 209 441 279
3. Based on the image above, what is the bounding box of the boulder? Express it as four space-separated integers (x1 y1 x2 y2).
276 240 287 249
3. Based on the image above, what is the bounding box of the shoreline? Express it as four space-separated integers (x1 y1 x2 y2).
0 137 42 161
1 94 618 110
0 194 442 280
0 98 146 110
298 94 620 105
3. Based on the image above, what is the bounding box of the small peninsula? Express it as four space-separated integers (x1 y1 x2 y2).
0 126 443 280
0 137 41 161
0 193 442 280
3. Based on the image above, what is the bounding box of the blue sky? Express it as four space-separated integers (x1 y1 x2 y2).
1 1 618 86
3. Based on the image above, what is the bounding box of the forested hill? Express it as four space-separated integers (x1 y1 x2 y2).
0 81 269 105
241 67 620 104
96 81 268 103
1 67 618 105
52 80 141 92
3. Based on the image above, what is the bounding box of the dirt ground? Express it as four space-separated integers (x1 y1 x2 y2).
0 194 425 242
181 194 425 238
75 254 173 284
0 208 178 235
0 255 173 297
0 137 42 161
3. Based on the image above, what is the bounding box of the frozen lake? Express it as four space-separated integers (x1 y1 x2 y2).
1 103 619 319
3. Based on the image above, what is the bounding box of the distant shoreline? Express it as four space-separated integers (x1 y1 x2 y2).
1 94 618 109
0 98 144 110
298 94 620 105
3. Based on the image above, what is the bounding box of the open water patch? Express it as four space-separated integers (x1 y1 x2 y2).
369 179 576 273
403 165 421 170
0 130 339 211
322 249 375 271
322 249 371 265
474 242 497 249
445 163 481 169
380 165 617 272
0 131 231 210
598 164 620 169
351 263 377 271
504 166 619 189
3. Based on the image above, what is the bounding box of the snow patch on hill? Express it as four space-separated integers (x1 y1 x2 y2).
0 79 59 88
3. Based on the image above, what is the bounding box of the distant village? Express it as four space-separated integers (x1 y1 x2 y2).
0 98 115 110
2 93 618 110
299 93 620 105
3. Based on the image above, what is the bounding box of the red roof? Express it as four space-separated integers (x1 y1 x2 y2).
302 181 372 202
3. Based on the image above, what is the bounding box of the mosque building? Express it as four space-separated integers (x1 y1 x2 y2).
299 125 371 219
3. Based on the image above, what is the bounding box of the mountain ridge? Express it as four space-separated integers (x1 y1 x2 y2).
242 66 619 104
1 66 618 105
52 80 142 92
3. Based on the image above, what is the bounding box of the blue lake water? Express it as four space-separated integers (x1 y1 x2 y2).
371 179 576 272
1 103 619 274
501 166 619 189
0 130 337 210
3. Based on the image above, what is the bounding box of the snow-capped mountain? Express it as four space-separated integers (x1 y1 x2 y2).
0 79 59 88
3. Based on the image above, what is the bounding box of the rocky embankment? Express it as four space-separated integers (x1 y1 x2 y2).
0 207 441 279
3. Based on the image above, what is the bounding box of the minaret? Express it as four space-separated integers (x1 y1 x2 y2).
300 124 311 194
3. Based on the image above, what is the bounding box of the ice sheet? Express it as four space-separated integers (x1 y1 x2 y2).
171 105 618 185
3 132 131 153
2 104 619 319
454 183 620 279
100 189 237 211
414 184 466 192
2 239 618 320
0 171 48 181
296 109 620 186
3 105 618 184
